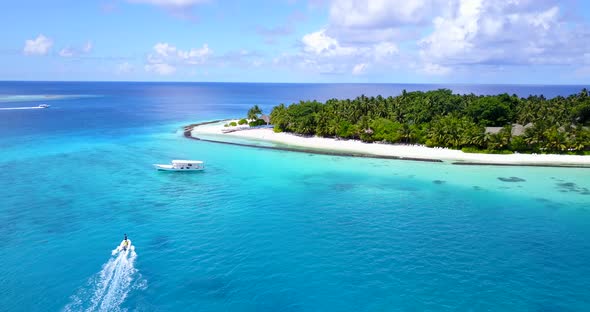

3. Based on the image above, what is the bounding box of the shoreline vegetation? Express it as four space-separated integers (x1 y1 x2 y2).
268 89 590 155
185 89 590 167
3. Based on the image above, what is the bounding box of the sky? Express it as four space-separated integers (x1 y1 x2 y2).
1 0 590 84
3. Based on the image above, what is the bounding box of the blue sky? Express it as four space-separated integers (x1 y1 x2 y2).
1 0 590 83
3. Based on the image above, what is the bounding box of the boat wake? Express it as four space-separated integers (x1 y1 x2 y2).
0 106 48 110
64 241 146 312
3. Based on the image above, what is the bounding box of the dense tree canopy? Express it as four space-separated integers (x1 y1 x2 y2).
266 88 590 154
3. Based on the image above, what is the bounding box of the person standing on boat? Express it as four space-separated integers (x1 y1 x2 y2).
123 234 129 249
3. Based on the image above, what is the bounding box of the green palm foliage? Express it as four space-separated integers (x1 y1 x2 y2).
247 105 263 120
264 89 590 154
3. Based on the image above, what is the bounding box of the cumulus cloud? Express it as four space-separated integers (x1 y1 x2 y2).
352 63 367 75
302 30 355 56
145 63 176 75
373 42 399 61
58 41 93 58
418 0 590 73
23 34 53 55
274 28 400 75
281 0 590 77
145 42 212 75
329 0 449 28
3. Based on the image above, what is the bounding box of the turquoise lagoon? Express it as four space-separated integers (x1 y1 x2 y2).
0 82 589 311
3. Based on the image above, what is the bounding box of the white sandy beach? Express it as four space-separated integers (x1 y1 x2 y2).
190 120 590 167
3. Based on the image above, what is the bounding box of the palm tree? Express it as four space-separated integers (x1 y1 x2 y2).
399 123 412 144
248 105 262 120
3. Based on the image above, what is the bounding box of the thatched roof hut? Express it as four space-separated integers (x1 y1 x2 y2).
485 123 533 136
511 123 533 136
260 114 270 124
484 127 502 134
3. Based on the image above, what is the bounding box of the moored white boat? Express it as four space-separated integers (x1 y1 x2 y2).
154 160 204 171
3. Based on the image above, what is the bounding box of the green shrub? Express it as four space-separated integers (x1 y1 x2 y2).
461 147 481 153
249 119 266 127
229 121 237 127
238 118 248 125
224 123 229 127
336 121 358 139
370 118 401 142
510 136 528 152
461 147 513 154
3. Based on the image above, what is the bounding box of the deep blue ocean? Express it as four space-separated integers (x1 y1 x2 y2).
1 82 589 311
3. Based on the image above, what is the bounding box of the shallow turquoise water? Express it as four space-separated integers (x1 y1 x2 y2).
1 82 590 311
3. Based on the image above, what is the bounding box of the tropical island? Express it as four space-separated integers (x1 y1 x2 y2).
187 89 590 167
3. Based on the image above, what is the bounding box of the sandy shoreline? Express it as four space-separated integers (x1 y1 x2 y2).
186 120 590 167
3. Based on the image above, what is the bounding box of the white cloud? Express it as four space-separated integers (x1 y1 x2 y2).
420 63 451 75
150 42 212 62
82 41 93 53
275 28 403 75
416 1 584 74
373 42 399 61
177 44 212 64
352 63 367 75
23 34 53 56
59 48 74 57
329 0 448 28
145 63 176 75
285 0 588 78
419 0 483 63
58 41 94 58
153 42 176 57
145 42 212 75
127 0 206 8
301 30 355 56
117 62 134 74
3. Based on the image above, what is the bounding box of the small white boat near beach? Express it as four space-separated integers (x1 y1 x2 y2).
154 160 205 171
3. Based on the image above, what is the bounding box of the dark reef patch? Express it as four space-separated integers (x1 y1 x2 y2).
498 177 526 182
331 183 356 191
534 198 551 203
433 180 446 185
555 182 590 195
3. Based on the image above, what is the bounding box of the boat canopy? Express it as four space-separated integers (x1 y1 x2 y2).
172 160 203 164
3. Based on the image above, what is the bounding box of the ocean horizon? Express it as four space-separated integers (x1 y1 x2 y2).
1 82 589 311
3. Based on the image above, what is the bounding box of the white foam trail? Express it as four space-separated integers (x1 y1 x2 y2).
64 242 144 312
0 106 47 110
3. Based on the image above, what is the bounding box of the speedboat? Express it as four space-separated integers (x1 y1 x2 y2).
154 160 204 171
38 104 50 108
113 239 133 255
119 239 131 251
